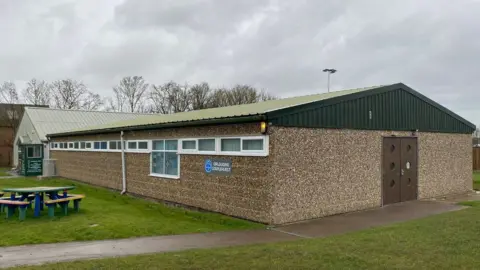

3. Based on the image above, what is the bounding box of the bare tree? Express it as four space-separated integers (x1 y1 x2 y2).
80 92 104 111
51 79 101 110
0 82 21 166
0 81 19 104
22 79 50 106
208 88 230 108
150 81 190 114
225 84 258 105
112 76 149 112
258 89 278 102
189 82 212 110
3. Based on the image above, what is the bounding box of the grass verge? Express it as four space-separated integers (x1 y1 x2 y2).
0 177 262 247
473 171 480 190
11 201 480 270
0 167 11 177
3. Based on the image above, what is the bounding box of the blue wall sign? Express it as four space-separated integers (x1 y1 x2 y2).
204 159 232 175
204 159 213 173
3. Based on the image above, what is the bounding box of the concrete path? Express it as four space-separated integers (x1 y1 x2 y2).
0 200 468 268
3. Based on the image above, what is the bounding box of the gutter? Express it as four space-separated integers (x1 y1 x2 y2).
120 131 127 195
47 114 266 138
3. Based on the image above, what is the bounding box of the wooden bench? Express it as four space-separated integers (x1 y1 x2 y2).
44 194 85 217
0 194 35 213
0 200 31 220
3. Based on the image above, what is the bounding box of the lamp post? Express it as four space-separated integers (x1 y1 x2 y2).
323 68 337 92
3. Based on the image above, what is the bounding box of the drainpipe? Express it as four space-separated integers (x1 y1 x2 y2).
120 131 127 195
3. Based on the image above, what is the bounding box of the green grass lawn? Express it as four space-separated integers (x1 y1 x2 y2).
473 171 480 190
12 201 480 270
0 177 262 247
0 167 11 177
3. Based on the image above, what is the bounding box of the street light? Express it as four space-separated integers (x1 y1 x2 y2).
323 68 337 93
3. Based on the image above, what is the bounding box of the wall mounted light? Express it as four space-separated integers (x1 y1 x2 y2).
260 121 267 134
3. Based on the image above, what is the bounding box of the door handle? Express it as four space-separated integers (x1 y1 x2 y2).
401 169 404 176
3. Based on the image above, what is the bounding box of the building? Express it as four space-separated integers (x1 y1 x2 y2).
0 103 48 167
14 107 156 176
47 83 475 224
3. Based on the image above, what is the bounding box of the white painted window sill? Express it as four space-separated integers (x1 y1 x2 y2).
149 173 180 180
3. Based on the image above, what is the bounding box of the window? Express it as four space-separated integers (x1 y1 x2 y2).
50 143 54 148
221 138 241 152
182 140 196 151
93 142 100 149
126 141 149 152
80 142 86 149
109 141 118 150
138 141 148 150
242 138 264 151
68 143 74 149
128 141 137 150
26 146 41 158
198 139 215 152
74 142 79 149
100 142 107 150
86 142 92 149
151 139 179 178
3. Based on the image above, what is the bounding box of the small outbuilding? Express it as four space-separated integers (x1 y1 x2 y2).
47 83 475 224
14 107 155 176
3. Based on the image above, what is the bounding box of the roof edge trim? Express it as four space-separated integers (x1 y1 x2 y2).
48 114 266 138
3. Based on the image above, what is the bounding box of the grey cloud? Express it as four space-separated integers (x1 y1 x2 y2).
0 0 479 125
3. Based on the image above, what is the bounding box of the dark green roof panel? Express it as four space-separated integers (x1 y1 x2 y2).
268 84 475 134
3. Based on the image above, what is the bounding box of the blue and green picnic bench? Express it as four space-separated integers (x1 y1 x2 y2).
0 186 85 220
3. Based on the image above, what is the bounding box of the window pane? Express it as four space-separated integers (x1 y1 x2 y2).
100 142 107 149
74 142 79 149
86 142 92 149
80 142 86 149
117 141 122 149
128 142 137 149
151 152 165 174
68 143 74 148
198 139 215 151
34 146 41 157
54 143 58 149
221 138 241 152
50 143 54 148
138 141 148 149
242 139 264 151
182 140 196 150
165 152 178 175
153 140 164 150
62 143 67 149
27 147 34 157
109 141 118 150
165 140 178 151
94 142 100 149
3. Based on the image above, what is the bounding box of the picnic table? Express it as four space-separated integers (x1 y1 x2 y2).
2 186 76 217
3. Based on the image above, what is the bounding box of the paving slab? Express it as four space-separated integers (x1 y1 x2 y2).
273 200 466 238
0 230 298 268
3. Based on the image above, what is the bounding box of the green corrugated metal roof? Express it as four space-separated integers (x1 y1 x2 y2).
54 85 387 135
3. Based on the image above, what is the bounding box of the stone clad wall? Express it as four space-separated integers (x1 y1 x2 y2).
51 123 275 223
269 127 472 224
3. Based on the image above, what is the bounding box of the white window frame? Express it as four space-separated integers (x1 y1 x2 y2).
178 136 269 157
26 145 42 158
150 139 180 179
126 140 150 153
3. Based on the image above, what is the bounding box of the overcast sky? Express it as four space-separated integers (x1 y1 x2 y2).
1 0 479 125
